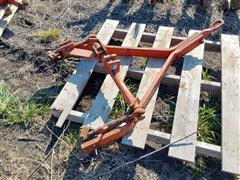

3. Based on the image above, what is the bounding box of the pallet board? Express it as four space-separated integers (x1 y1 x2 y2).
0 1 22 36
147 129 221 159
113 29 221 53
121 26 174 148
52 19 119 127
83 23 146 129
168 30 204 163
94 64 221 95
51 19 240 175
0 5 8 19
221 34 240 175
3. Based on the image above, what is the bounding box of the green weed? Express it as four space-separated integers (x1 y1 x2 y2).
198 98 221 145
34 28 61 41
188 156 207 179
0 84 49 127
132 57 147 69
138 57 147 69
64 129 80 148
110 79 137 119
202 68 215 81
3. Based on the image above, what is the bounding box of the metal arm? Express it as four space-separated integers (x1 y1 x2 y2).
48 19 224 154
0 0 25 9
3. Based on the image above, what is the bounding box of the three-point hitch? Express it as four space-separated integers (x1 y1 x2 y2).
48 19 224 154
0 0 25 9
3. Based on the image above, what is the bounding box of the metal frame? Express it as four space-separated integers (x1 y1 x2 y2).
48 20 224 154
0 0 24 9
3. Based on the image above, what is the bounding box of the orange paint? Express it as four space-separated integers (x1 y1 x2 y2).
0 0 24 9
48 20 224 154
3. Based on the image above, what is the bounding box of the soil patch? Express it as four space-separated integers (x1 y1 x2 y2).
0 0 239 179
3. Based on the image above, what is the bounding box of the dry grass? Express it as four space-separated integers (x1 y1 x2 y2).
34 28 61 41
1 0 239 179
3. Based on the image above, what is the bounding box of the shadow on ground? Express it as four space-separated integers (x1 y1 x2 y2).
39 1 239 179
62 135 233 179
3 0 237 179
66 0 239 39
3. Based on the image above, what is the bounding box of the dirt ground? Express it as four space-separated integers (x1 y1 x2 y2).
0 0 240 179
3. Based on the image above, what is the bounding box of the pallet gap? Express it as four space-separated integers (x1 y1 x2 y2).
198 92 221 146
202 51 221 82
74 72 106 113
110 77 140 119
150 84 179 134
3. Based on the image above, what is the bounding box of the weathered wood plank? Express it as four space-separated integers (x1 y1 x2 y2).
52 109 86 124
0 1 22 36
121 27 174 148
0 5 8 20
94 64 221 95
147 129 221 159
113 29 221 53
168 30 204 162
52 19 119 127
221 34 240 175
57 74 220 125
83 23 146 129
53 108 222 159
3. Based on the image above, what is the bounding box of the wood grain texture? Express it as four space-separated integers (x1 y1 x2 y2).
221 34 240 175
52 108 222 160
52 19 119 127
113 29 221 53
93 64 221 95
147 129 221 159
121 26 174 148
83 23 146 129
52 109 86 124
168 30 204 162
0 5 8 19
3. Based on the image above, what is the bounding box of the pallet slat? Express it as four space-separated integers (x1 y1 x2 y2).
52 19 119 127
0 1 22 36
52 108 86 124
113 29 221 53
121 27 174 148
0 5 8 19
94 64 221 95
58 64 220 125
83 23 146 129
147 129 221 159
52 109 222 159
168 30 204 162
221 34 240 175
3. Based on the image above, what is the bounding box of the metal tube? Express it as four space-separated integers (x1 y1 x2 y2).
110 73 136 106
139 53 176 109
106 46 174 58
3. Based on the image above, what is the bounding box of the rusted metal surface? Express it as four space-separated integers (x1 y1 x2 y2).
48 20 224 154
0 0 24 9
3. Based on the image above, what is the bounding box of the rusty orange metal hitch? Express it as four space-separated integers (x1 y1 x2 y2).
0 0 25 9
48 20 223 154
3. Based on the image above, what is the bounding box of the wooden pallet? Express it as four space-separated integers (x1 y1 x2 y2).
51 19 240 175
0 1 21 37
